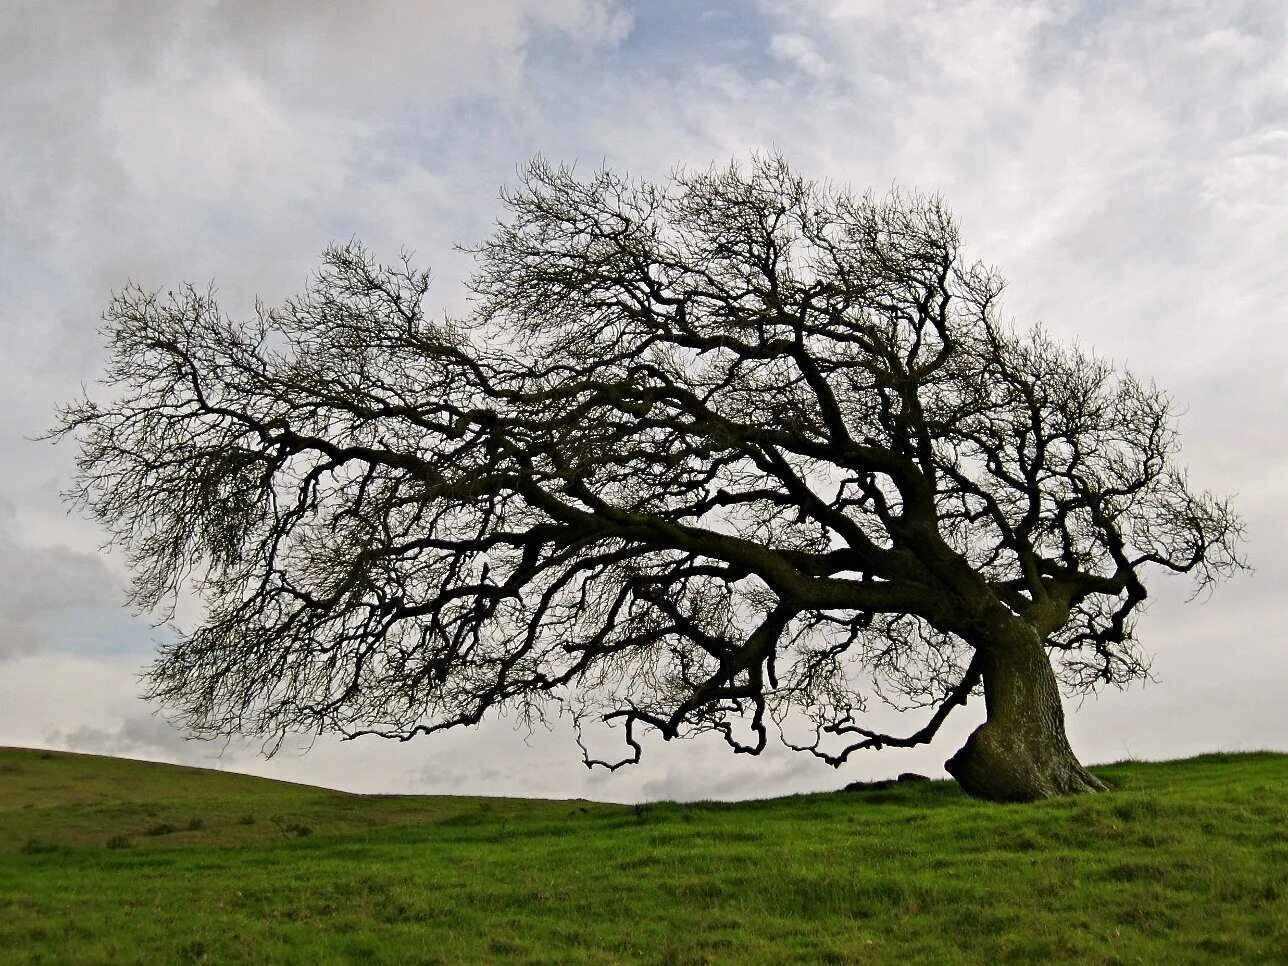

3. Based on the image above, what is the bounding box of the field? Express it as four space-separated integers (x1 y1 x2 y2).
1 747 1285 963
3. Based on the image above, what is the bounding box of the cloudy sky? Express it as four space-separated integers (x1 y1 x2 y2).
1 0 1284 802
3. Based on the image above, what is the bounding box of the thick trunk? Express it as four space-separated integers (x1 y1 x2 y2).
945 622 1106 802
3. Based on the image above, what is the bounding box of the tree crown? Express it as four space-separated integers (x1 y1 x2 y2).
54 156 1244 767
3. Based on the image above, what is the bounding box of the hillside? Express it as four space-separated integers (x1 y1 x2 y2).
0 746 611 853
1 747 1286 963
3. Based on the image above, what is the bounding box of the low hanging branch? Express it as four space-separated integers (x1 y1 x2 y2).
53 156 1245 801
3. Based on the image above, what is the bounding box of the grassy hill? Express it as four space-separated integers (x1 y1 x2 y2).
1 747 1285 963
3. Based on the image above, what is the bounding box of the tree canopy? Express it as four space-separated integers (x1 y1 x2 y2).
55 157 1244 800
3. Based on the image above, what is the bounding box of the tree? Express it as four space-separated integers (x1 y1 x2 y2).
54 157 1244 802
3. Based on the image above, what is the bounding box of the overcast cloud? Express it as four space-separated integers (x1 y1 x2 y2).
1 0 1284 800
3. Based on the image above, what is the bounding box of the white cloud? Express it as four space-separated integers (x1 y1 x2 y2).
770 33 831 79
0 500 128 661
48 714 233 765
1202 129 1288 217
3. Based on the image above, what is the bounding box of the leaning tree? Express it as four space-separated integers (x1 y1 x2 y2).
54 157 1243 801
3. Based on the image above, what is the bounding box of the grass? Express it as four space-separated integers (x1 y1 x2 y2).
1 747 1285 963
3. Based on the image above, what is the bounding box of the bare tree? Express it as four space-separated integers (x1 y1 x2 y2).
53 157 1244 801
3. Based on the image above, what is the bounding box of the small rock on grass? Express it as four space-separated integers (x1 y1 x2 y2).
841 772 930 792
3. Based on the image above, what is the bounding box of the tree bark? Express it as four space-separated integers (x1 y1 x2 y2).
944 621 1106 802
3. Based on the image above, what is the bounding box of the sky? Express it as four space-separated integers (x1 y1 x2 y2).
1 0 1284 802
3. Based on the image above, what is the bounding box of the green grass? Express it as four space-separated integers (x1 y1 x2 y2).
1 747 1285 963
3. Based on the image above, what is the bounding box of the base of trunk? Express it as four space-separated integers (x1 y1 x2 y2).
945 620 1108 802
945 718 1106 802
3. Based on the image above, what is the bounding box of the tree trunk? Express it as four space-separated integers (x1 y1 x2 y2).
944 622 1106 802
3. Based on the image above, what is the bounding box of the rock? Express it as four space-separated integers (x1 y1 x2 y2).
840 774 930 793
841 779 897 792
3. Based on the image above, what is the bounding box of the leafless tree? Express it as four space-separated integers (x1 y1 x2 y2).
53 157 1244 801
